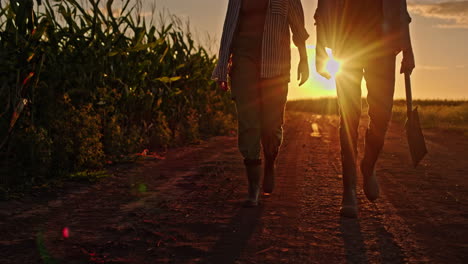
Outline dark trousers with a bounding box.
[336,49,396,174]
[230,38,288,161]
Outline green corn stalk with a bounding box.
[0,0,235,187]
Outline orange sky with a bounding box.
[144,0,468,99]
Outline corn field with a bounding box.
[0,0,236,195]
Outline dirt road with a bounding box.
[1,111,467,263]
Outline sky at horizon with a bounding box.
[26,0,463,100]
[146,0,468,100]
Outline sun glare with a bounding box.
[324,47,342,78]
[288,45,344,100]
[326,57,341,77]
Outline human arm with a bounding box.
[211,0,239,86]
[296,41,309,86]
[288,0,310,85]
[314,1,331,79]
[399,0,415,75]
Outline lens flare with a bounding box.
[326,58,341,77]
[62,227,70,238]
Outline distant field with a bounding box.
[287,99,468,135]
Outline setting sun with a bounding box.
[288,45,342,100]
[325,54,341,77]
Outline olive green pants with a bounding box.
[230,54,288,161]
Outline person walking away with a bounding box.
[212,0,310,207]
[314,0,416,217]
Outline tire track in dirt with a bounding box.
[215,112,424,264]
[233,112,312,263]
[229,113,436,263]
[286,114,412,264]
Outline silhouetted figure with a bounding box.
[315,0,415,218]
[212,0,309,207]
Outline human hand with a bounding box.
[316,45,331,80]
[218,81,228,91]
[298,58,310,86]
[400,49,415,75]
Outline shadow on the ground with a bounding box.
[207,203,264,264]
[374,224,406,263]
[340,215,406,264]
[340,218,370,264]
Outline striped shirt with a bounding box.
[212,0,309,82]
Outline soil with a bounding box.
[1,111,467,264]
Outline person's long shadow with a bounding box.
[340,217,370,264]
[207,203,264,264]
[373,219,407,263]
[340,215,406,263]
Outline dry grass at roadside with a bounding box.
[392,100,468,134]
[287,99,468,135]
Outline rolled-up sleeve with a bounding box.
[211,0,240,82]
[288,0,309,46]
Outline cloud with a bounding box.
[408,1,468,28]
[418,65,449,71]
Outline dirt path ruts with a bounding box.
[228,113,423,264]
[0,111,467,263]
